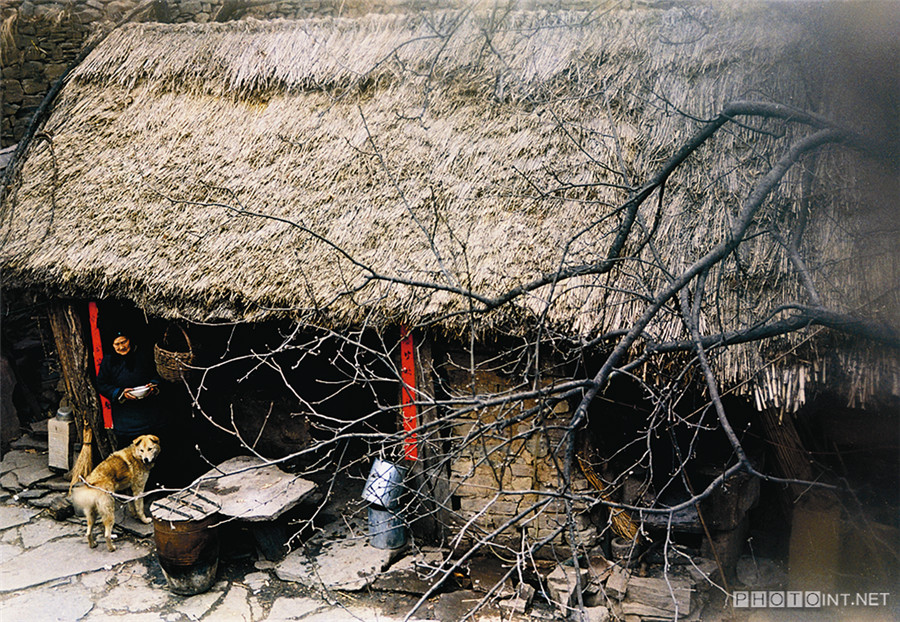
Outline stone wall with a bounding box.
[2,0,97,146]
[443,352,598,553]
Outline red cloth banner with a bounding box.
[400,325,418,461]
[89,302,113,429]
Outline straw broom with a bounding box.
[69,424,93,494]
[576,450,640,542]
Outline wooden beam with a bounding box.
[758,410,845,593]
[788,492,841,592]
[47,301,114,458]
[407,332,450,542]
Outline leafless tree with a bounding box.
[9,4,897,620]
[169,91,895,617]
[170,83,896,622]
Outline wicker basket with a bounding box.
[154,325,194,383]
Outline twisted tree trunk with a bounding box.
[48,301,114,459]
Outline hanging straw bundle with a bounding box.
[576,448,640,542]
[69,425,92,493]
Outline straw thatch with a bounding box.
[2,3,897,411]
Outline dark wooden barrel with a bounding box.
[151,490,221,595]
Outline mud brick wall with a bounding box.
[443,353,598,552]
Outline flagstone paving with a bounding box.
[0,446,511,621]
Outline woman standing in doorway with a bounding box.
[96,331,163,450]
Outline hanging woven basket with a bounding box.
[154,324,194,383]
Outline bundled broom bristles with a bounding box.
[0,13,19,66]
[576,449,639,543]
[68,425,93,494]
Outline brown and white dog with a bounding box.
[70,435,161,551]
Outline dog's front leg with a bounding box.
[132,479,152,524]
[133,496,152,524]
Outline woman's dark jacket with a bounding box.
[96,349,163,436]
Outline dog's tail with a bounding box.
[70,485,112,517]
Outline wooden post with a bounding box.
[403,332,450,542]
[400,326,418,461]
[47,301,114,458]
[758,408,815,507]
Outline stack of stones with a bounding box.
[444,354,598,553]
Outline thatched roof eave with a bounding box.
[2,3,898,410]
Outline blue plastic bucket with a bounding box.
[368,506,407,549]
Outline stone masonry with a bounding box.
[444,353,598,553]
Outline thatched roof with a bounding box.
[2,3,898,409]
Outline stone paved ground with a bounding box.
[0,444,519,621]
[2,442,894,622]
[0,489,517,621]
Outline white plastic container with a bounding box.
[368,505,407,549]
[48,406,75,471]
[362,458,408,509]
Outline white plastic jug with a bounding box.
[362,458,408,509]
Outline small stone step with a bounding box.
[30,419,49,438]
[46,495,74,521]
[10,435,49,452]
